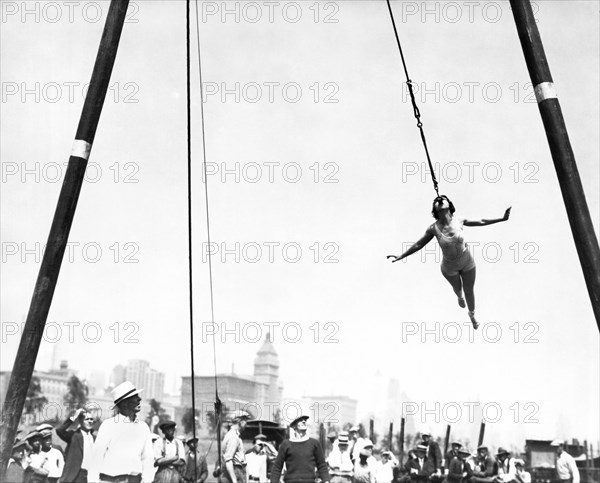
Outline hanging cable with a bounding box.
[385,0,440,196]
[193,0,224,476]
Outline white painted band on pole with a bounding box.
[534,82,557,103]
[71,140,92,160]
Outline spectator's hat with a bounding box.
[338,433,349,444]
[12,439,28,451]
[477,445,488,451]
[35,423,54,432]
[550,440,564,447]
[158,420,177,431]
[254,434,267,443]
[186,437,199,445]
[39,428,53,439]
[359,449,371,457]
[112,380,143,407]
[82,402,99,413]
[514,459,525,467]
[421,429,431,437]
[25,430,41,441]
[496,447,510,456]
[416,444,428,452]
[458,448,471,456]
[362,439,374,448]
[349,425,360,432]
[230,409,252,423]
[289,415,309,428]
[451,441,463,448]
[382,451,393,458]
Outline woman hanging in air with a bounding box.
[387,195,511,329]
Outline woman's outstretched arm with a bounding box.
[463,207,511,227]
[387,230,434,263]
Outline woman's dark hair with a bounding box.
[431,195,455,219]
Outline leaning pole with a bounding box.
[510,1,600,331]
[0,1,130,478]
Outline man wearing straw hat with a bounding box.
[327,431,353,483]
[87,381,155,483]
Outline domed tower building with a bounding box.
[253,333,283,416]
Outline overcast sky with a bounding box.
[1,0,599,450]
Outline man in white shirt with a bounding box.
[40,428,65,483]
[513,459,531,483]
[327,431,354,483]
[222,410,251,483]
[374,451,398,483]
[153,421,186,483]
[551,440,580,483]
[25,431,50,483]
[246,434,277,483]
[87,381,155,483]
[494,448,516,483]
[349,426,366,465]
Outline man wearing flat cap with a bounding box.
[25,431,50,483]
[153,421,185,483]
[222,410,251,483]
[445,443,463,473]
[40,428,64,483]
[88,381,154,483]
[550,441,579,483]
[445,448,472,483]
[6,439,29,483]
[270,415,330,483]
[246,434,277,483]
[183,438,208,483]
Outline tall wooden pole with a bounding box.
[388,421,394,452]
[370,417,375,442]
[399,417,405,463]
[477,421,485,447]
[510,0,600,331]
[0,1,130,478]
[443,425,451,469]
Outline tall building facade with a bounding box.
[118,360,165,401]
[181,335,283,422]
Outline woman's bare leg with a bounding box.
[442,271,464,303]
[461,266,476,312]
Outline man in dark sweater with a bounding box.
[270,415,330,483]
